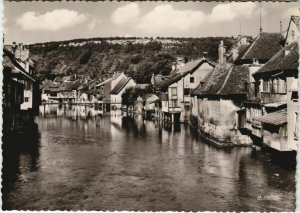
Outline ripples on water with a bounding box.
[2,104,296,211]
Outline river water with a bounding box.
[2,104,296,211]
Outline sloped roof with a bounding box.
[57,82,72,91]
[253,108,287,126]
[110,76,132,94]
[78,80,97,91]
[145,94,160,104]
[220,65,249,95]
[191,68,215,96]
[158,72,184,89]
[96,73,122,87]
[253,42,298,77]
[3,48,37,82]
[193,63,249,96]
[67,80,81,90]
[241,32,283,60]
[42,80,58,91]
[158,57,215,89]
[198,63,232,95]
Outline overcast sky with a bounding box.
[3,1,300,44]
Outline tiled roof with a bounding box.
[110,76,132,94]
[3,48,37,82]
[96,73,122,87]
[158,57,215,89]
[158,73,184,89]
[193,64,249,96]
[78,80,97,91]
[192,69,214,95]
[253,108,287,126]
[253,42,298,77]
[241,32,283,60]
[67,81,81,90]
[220,65,249,95]
[42,80,58,91]
[197,63,232,95]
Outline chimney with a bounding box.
[218,40,226,64]
[203,52,208,58]
[232,48,239,61]
[240,36,247,45]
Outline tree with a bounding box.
[121,86,153,111]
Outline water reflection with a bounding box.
[2,104,296,211]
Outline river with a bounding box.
[2,104,296,211]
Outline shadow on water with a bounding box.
[2,122,41,210]
[121,115,147,138]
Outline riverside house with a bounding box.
[96,72,136,111]
[191,40,253,145]
[3,43,40,133]
[157,57,215,123]
[110,75,136,110]
[240,16,299,143]
[77,80,98,104]
[252,42,298,152]
[41,80,59,103]
[232,32,284,141]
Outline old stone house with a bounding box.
[110,75,136,110]
[157,57,215,123]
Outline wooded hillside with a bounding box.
[29,37,237,83]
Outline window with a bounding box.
[24,97,29,102]
[263,80,270,92]
[292,92,298,101]
[184,88,190,96]
[170,100,177,107]
[190,77,194,83]
[170,88,177,97]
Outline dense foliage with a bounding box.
[29,37,237,83]
[121,85,154,108]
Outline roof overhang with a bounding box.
[253,110,287,126]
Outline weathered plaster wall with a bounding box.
[197,97,252,145]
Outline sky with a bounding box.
[3,1,300,44]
